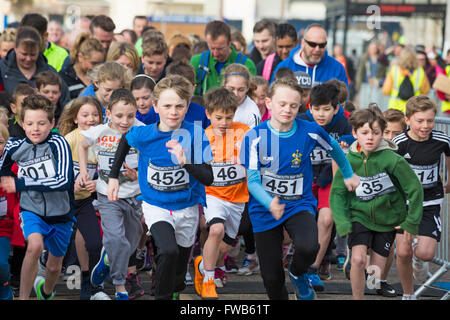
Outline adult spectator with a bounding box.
[90,15,116,52]
[272,23,348,86]
[382,47,430,113]
[59,32,105,99]
[47,20,64,46]
[249,19,277,66]
[133,16,148,39]
[190,20,256,96]
[20,13,69,72]
[355,41,388,109]
[333,44,356,88]
[0,26,70,107]
[256,23,298,81]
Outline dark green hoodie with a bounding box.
[330,139,423,237]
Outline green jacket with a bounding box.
[44,42,69,72]
[330,139,423,237]
[190,47,256,95]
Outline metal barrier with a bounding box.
[414,117,450,300]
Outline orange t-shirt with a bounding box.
[205,122,250,203]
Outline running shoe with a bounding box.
[90,290,111,300]
[91,247,110,287]
[115,292,129,300]
[34,276,54,300]
[306,267,325,292]
[376,281,397,297]
[0,282,13,300]
[194,256,204,296]
[125,273,145,299]
[318,259,331,280]
[237,254,260,276]
[172,292,180,300]
[224,255,238,273]
[289,272,315,300]
[336,254,346,271]
[201,279,218,300]
[214,268,228,288]
[135,246,147,271]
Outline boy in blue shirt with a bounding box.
[107,75,214,300]
[239,78,359,300]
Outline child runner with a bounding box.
[393,95,450,300]
[107,75,214,300]
[79,61,132,121]
[222,63,261,129]
[239,78,359,300]
[375,108,407,298]
[131,74,156,124]
[330,105,423,300]
[0,94,75,300]
[0,123,20,300]
[78,89,143,300]
[297,82,353,289]
[250,76,270,122]
[57,95,107,300]
[193,87,250,299]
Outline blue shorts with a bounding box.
[20,211,75,258]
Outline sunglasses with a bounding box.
[304,39,327,49]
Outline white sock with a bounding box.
[204,270,215,283]
[199,260,205,276]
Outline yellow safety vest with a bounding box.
[441,66,450,113]
[388,66,425,114]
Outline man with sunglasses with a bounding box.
[271,23,348,88]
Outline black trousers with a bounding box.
[254,211,319,300]
[150,221,192,300]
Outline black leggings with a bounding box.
[237,203,256,254]
[254,211,319,300]
[150,221,192,300]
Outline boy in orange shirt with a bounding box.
[194,87,250,299]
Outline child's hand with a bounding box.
[1,176,16,193]
[77,171,91,188]
[122,163,138,181]
[166,140,187,167]
[107,178,119,202]
[344,174,360,192]
[84,179,97,193]
[270,197,285,220]
[395,226,414,245]
[339,141,349,149]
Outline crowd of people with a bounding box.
[0,12,448,301]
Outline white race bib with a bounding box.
[310,147,331,165]
[73,162,97,181]
[147,162,190,191]
[18,155,56,179]
[355,173,396,201]
[262,170,303,201]
[411,163,439,189]
[211,162,246,187]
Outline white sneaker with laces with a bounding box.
[90,291,112,300]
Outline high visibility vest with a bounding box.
[441,66,450,113]
[387,65,425,113]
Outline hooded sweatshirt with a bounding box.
[271,44,348,86]
[330,139,423,237]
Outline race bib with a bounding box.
[73,162,97,181]
[310,147,331,165]
[147,162,190,191]
[410,163,439,189]
[0,196,6,219]
[355,173,396,201]
[18,155,56,179]
[262,170,303,201]
[211,162,246,187]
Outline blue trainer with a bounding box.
[91,247,110,286]
[336,254,346,271]
[289,272,316,300]
[306,269,325,292]
[115,292,129,300]
[0,283,13,300]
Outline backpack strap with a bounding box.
[262,53,276,81]
[195,50,210,96]
[235,52,248,65]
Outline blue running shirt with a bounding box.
[240,118,335,232]
[126,120,213,210]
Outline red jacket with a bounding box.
[0,163,24,247]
